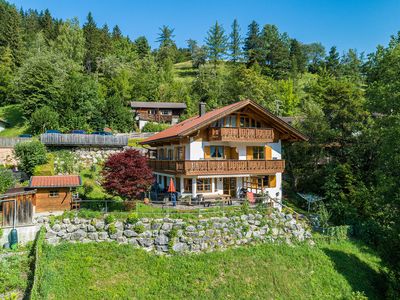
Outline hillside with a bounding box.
[0,104,28,137]
[32,239,385,299]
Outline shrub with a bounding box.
[318,203,331,229]
[107,223,117,235]
[102,149,153,200]
[14,140,47,175]
[105,214,116,225]
[324,225,352,241]
[142,122,170,132]
[133,224,145,234]
[0,227,3,238]
[126,212,139,224]
[0,168,15,193]
[29,106,59,134]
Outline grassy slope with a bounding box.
[35,240,385,300]
[0,104,28,137]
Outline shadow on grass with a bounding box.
[323,249,387,299]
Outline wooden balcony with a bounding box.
[209,127,275,142]
[148,159,285,176]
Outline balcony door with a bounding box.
[223,177,237,197]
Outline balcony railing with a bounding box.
[148,159,285,175]
[209,127,275,142]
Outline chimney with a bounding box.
[199,102,206,117]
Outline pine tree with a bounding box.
[325,46,341,76]
[134,36,150,59]
[243,21,262,66]
[83,12,101,72]
[112,25,122,40]
[260,24,291,79]
[0,0,22,65]
[157,25,176,48]
[289,39,307,76]
[229,19,242,62]
[39,9,54,41]
[0,46,13,105]
[205,21,228,67]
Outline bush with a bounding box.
[107,223,117,235]
[133,224,145,234]
[0,168,15,193]
[324,225,352,241]
[14,140,47,175]
[105,214,116,225]
[29,106,59,134]
[142,122,170,132]
[126,212,139,224]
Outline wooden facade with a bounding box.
[148,159,285,176]
[1,189,36,226]
[34,187,74,212]
[40,133,128,147]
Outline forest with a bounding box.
[0,0,399,297]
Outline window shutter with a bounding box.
[268,175,276,188]
[246,146,253,160]
[265,145,272,160]
[224,147,231,159]
[204,146,210,159]
[230,147,238,159]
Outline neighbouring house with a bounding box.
[0,118,9,132]
[141,99,308,207]
[28,175,82,212]
[131,101,187,130]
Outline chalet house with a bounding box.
[131,101,187,130]
[28,175,82,212]
[141,99,307,207]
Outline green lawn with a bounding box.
[33,240,386,299]
[0,104,29,137]
[0,248,33,298]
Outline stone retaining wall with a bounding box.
[40,211,313,254]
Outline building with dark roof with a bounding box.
[131,101,187,130]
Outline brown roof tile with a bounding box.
[29,175,82,188]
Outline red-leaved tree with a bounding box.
[102,149,154,200]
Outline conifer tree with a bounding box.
[229,19,242,62]
[83,12,101,72]
[134,36,150,59]
[205,21,228,67]
[0,46,13,105]
[243,21,262,66]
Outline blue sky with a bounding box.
[8,0,400,55]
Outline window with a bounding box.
[49,190,59,197]
[161,109,172,115]
[167,149,173,160]
[197,178,211,193]
[184,178,192,193]
[225,115,237,127]
[210,146,224,158]
[159,148,164,160]
[175,146,184,160]
[148,109,156,115]
[211,118,224,128]
[253,146,265,160]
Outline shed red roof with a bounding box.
[29,175,82,188]
[141,99,308,144]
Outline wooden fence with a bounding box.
[40,133,128,147]
[0,137,32,148]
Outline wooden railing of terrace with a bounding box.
[148,159,285,175]
[0,137,32,148]
[40,134,128,147]
[209,127,275,142]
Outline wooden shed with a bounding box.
[29,175,82,212]
[1,188,36,226]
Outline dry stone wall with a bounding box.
[40,211,313,254]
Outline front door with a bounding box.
[223,178,237,197]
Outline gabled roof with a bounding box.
[29,175,82,188]
[131,101,187,109]
[142,99,308,144]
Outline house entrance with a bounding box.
[223,178,237,197]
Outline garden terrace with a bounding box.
[148,159,285,175]
[40,133,128,148]
[209,127,275,142]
